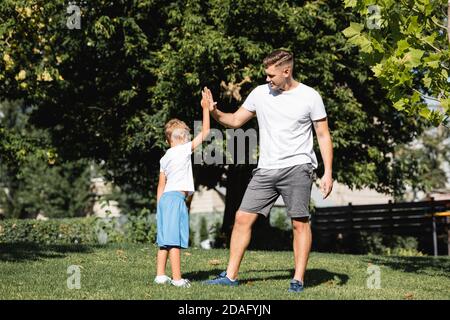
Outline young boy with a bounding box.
[154,87,212,287]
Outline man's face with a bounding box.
[265,64,290,91]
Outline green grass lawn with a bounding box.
[0,243,449,300]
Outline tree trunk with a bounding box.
[448,1,450,45]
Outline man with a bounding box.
[203,49,333,292]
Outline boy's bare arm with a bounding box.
[192,88,211,150]
[156,172,166,203]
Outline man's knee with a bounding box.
[234,210,258,229]
[292,217,310,232]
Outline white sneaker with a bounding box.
[154,275,172,284]
[171,279,191,288]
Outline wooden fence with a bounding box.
[311,198,450,255]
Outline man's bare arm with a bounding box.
[313,117,333,199]
[205,87,255,129]
[211,106,255,129]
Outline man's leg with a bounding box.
[225,210,259,280]
[292,217,312,282]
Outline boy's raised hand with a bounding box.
[201,87,217,111]
[201,87,210,109]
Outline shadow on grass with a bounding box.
[184,268,349,288]
[241,268,349,287]
[362,255,450,277]
[304,269,349,287]
[184,268,224,282]
[0,243,99,262]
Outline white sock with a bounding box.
[227,276,237,282]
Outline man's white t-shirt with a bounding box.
[159,142,195,195]
[242,83,327,169]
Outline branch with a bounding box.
[430,17,447,30]
[413,88,440,102]
[424,39,442,53]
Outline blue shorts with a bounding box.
[156,191,189,249]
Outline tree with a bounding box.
[0,100,93,218]
[394,125,450,200]
[342,0,450,125]
[0,0,433,245]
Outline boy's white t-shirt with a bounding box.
[159,142,195,195]
[243,83,327,169]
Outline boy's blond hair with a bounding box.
[164,118,191,143]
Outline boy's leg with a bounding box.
[169,247,182,281]
[225,210,259,280]
[156,248,169,276]
[292,217,312,282]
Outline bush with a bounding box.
[211,221,227,248]
[271,209,290,231]
[199,217,209,242]
[355,232,424,256]
[0,215,157,245]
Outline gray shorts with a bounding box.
[239,163,315,219]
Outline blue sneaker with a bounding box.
[203,271,239,286]
[288,279,304,292]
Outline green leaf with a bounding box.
[371,38,385,53]
[424,53,441,69]
[396,39,409,54]
[342,22,364,38]
[422,33,436,45]
[423,74,432,88]
[406,16,421,35]
[393,99,406,111]
[419,106,431,119]
[344,0,358,8]
[411,91,421,104]
[425,60,440,69]
[348,34,373,53]
[371,63,383,77]
[439,98,449,112]
[405,48,424,68]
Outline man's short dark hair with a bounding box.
[263,50,294,68]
